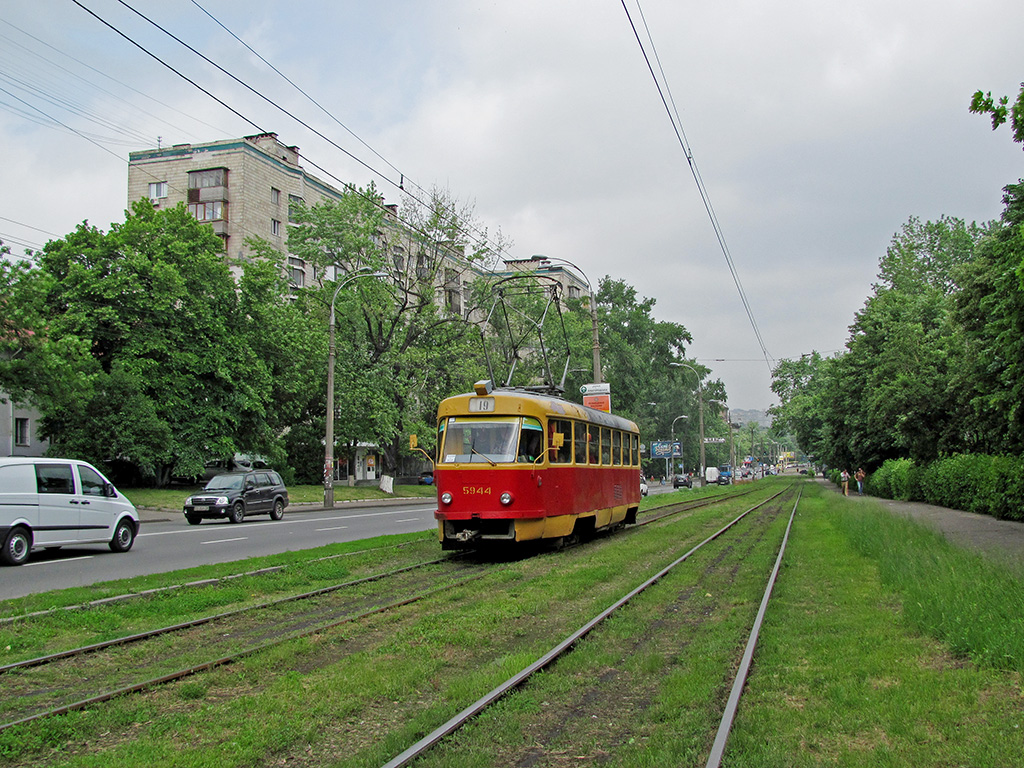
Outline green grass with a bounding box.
[4,480,1024,766]
[726,485,1024,767]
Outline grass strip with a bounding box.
[727,486,1024,767]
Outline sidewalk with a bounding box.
[819,476,1024,566]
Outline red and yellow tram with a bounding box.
[429,381,642,548]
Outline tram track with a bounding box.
[0,482,799,766]
[381,485,799,767]
[0,555,487,732]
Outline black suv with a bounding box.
[184,471,289,525]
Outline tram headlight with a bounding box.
[441,492,453,505]
[500,492,513,506]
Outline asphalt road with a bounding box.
[0,498,438,601]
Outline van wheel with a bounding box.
[185,514,202,526]
[228,502,245,524]
[2,526,31,566]
[109,519,136,552]
[269,499,284,521]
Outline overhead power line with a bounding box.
[620,0,775,375]
[75,0,511,273]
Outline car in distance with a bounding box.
[717,464,733,485]
[672,474,692,489]
[419,470,434,485]
[183,470,289,525]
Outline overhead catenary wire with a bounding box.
[186,0,510,269]
[620,0,775,375]
[0,18,231,142]
[73,0,510,276]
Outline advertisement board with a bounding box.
[581,383,612,413]
[651,440,673,458]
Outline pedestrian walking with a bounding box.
[855,467,866,495]
[841,469,850,496]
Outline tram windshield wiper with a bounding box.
[468,434,497,466]
[470,447,496,466]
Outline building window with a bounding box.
[568,285,581,299]
[188,201,225,221]
[13,418,29,447]
[446,287,461,315]
[188,168,227,188]
[271,187,281,205]
[272,219,281,236]
[288,194,304,223]
[148,181,168,200]
[288,257,305,288]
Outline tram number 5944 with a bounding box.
[463,486,492,495]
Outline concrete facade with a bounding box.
[1,395,48,457]
[128,133,349,288]
[128,133,484,311]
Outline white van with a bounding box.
[0,457,140,566]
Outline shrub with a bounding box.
[864,453,1024,521]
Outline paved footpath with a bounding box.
[817,477,1024,567]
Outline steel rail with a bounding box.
[380,486,794,768]
[0,554,459,675]
[705,486,802,768]
[0,570,488,734]
[0,538,430,624]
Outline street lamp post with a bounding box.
[324,269,386,509]
[669,362,706,487]
[671,414,688,477]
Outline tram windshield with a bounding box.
[440,416,544,464]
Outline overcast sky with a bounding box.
[1,0,1021,410]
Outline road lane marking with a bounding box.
[139,505,436,538]
[316,525,349,532]
[201,537,247,545]
[25,556,94,567]
[396,518,420,523]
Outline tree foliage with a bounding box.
[970,82,1024,147]
[771,205,1021,471]
[0,202,320,484]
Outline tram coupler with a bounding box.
[454,529,481,543]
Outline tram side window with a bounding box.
[631,433,639,466]
[573,421,588,464]
[588,425,600,465]
[549,419,572,464]
[518,417,544,462]
[613,430,622,466]
[601,428,611,465]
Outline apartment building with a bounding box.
[129,133,359,289]
[127,133,478,312]
[1,396,48,457]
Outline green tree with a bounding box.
[2,202,306,484]
[954,182,1024,453]
[773,216,986,471]
[285,186,496,476]
[970,82,1024,146]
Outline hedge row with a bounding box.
[859,454,1024,521]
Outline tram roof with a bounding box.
[439,387,639,433]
